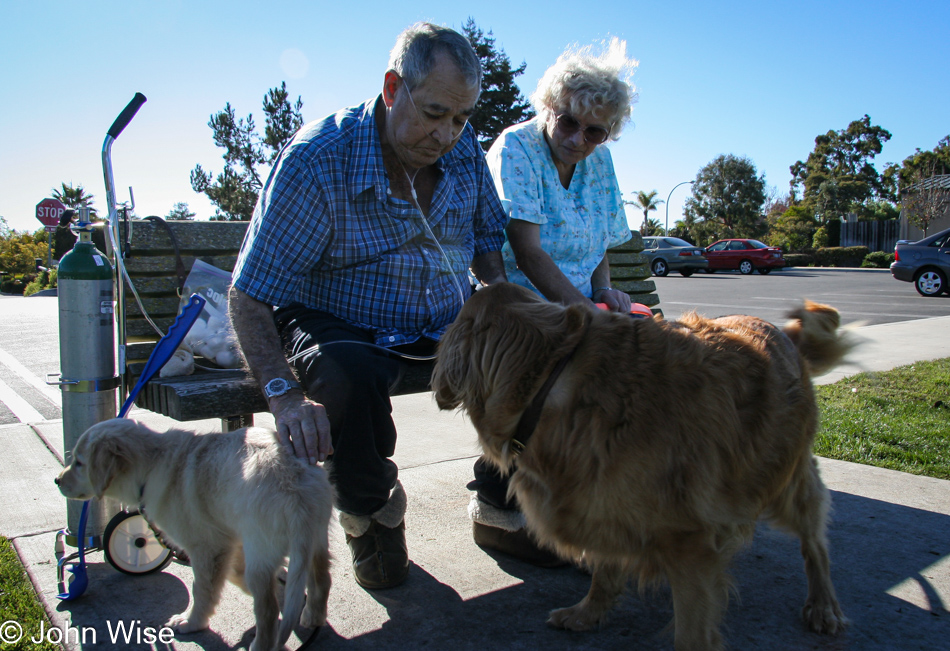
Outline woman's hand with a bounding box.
[593,287,632,313]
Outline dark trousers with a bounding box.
[274,304,436,516]
[467,457,519,511]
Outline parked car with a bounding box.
[641,236,708,277]
[890,226,950,296]
[704,239,785,274]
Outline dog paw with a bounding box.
[803,600,849,635]
[547,604,604,631]
[165,613,209,634]
[300,605,327,629]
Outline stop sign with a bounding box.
[36,198,68,228]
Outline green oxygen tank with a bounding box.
[56,215,120,547]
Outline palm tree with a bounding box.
[625,190,665,234]
[643,217,664,236]
[51,183,98,218]
[672,213,700,243]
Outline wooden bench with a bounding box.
[113,220,656,431]
[113,219,435,431]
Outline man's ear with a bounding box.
[382,71,402,108]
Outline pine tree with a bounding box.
[191,82,303,221]
[166,202,196,220]
[462,18,535,151]
[789,115,892,222]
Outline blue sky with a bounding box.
[2,0,948,234]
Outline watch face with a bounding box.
[265,378,289,397]
[265,378,301,398]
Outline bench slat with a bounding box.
[122,254,240,278]
[134,363,435,421]
[118,220,250,252]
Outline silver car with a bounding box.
[641,236,708,277]
[890,226,950,296]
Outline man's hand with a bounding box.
[230,288,334,464]
[268,392,333,464]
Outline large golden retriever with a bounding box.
[56,419,333,651]
[432,282,850,650]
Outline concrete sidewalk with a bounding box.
[3,316,950,650]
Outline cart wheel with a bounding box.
[103,510,174,575]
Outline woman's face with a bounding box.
[543,108,611,168]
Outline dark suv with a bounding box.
[890,226,950,296]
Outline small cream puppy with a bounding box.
[56,418,333,651]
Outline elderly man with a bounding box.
[229,23,507,590]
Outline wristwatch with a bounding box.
[263,377,303,399]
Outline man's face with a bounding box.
[383,52,479,172]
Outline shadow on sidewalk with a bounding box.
[42,489,950,651]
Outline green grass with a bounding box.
[0,536,58,651]
[815,357,950,479]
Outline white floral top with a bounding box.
[486,118,631,298]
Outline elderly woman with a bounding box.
[467,39,638,566]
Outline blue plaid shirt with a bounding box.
[232,96,507,346]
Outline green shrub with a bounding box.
[23,278,43,296]
[23,270,57,296]
[783,253,815,268]
[813,226,829,249]
[1,277,25,295]
[814,246,870,267]
[861,251,895,268]
[769,206,818,253]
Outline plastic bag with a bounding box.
[159,259,243,377]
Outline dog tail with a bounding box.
[783,300,855,377]
[277,536,312,648]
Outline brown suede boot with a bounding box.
[339,481,409,589]
[469,495,567,568]
[345,520,409,589]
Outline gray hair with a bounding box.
[388,23,482,94]
[532,38,638,140]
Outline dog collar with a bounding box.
[510,344,579,456]
[137,484,184,557]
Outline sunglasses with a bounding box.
[554,114,611,145]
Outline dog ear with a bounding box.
[564,304,592,337]
[785,300,854,376]
[87,428,133,498]
[433,316,474,410]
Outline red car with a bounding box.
[704,239,785,274]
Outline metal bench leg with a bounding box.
[222,414,254,432]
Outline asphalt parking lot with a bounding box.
[2,270,950,426]
[648,267,950,327]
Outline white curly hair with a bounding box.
[531,38,638,140]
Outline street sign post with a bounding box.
[36,198,68,268]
